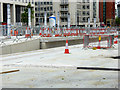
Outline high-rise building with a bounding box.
[99,0,115,26]
[0,0,35,26]
[35,0,100,27]
[117,2,120,18]
[35,0,53,26]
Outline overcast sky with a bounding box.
[116,0,120,2]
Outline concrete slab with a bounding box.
[0,41,119,88]
[1,67,118,88]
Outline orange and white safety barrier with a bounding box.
[25,27,31,38]
[114,35,118,44]
[39,28,42,36]
[46,28,52,37]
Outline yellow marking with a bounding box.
[99,36,101,41]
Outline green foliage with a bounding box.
[21,2,34,25]
[115,17,120,26]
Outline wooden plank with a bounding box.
[0,69,19,74]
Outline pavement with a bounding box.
[0,41,119,88]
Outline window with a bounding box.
[40,18,43,23]
[47,7,49,11]
[35,8,37,11]
[65,18,67,22]
[61,18,64,22]
[83,17,85,22]
[38,13,40,17]
[44,2,46,5]
[87,5,89,9]
[38,7,40,11]
[50,2,52,5]
[41,13,44,17]
[44,7,46,11]
[83,11,85,15]
[36,18,38,22]
[50,7,52,11]
[47,2,49,5]
[87,17,89,22]
[35,13,37,17]
[35,2,37,5]
[47,18,49,22]
[61,18,67,22]
[83,5,85,9]
[47,13,49,17]
[87,11,89,15]
[41,7,43,11]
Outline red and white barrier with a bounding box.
[39,28,42,36]
[25,27,31,38]
[114,35,118,44]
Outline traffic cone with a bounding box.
[39,28,42,36]
[64,40,69,54]
[114,35,118,44]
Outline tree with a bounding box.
[115,17,120,26]
[21,2,34,25]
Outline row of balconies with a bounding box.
[60,8,68,11]
[61,14,68,17]
[60,2,69,5]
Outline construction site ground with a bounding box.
[0,40,119,88]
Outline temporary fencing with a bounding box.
[0,25,119,38]
[83,35,114,49]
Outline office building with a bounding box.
[35,0,100,27]
[0,0,35,26]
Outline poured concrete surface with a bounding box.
[1,67,118,88]
[0,41,119,88]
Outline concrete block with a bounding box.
[11,42,28,54]
[26,39,40,51]
[0,45,11,55]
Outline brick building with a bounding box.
[99,0,115,26]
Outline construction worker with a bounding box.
[14,30,17,36]
[10,29,12,36]
[17,30,18,36]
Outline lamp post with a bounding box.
[75,12,79,27]
[57,12,60,28]
[67,12,70,29]
[7,3,11,37]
